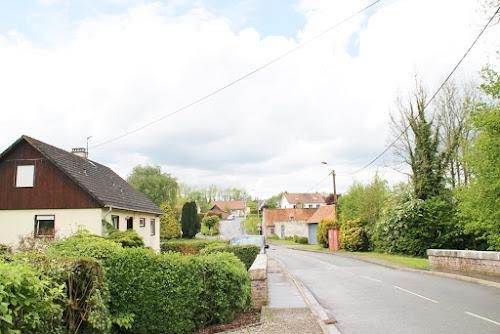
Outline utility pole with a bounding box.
[331,169,338,220]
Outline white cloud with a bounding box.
[0,0,498,199]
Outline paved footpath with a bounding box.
[229,256,328,334]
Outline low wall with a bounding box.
[249,254,267,310]
[428,249,500,276]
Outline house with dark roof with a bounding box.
[262,208,317,241]
[279,192,325,209]
[0,135,164,250]
[210,201,247,219]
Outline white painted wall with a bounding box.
[0,208,160,251]
[274,221,309,240]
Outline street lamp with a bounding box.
[321,162,338,220]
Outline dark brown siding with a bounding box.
[0,140,100,209]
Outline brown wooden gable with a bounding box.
[0,139,101,210]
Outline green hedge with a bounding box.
[48,235,123,260]
[104,248,250,333]
[160,239,229,255]
[200,245,260,270]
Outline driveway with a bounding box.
[219,217,246,239]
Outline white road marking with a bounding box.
[393,286,439,303]
[465,312,500,326]
[361,275,383,283]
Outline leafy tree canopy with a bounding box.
[127,165,178,207]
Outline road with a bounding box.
[218,217,246,239]
[269,245,500,334]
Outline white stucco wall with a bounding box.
[275,221,309,240]
[0,208,102,247]
[102,208,160,251]
[0,208,160,251]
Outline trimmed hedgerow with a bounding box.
[48,235,123,261]
[200,244,260,270]
[104,248,251,333]
[160,239,229,255]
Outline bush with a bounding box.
[48,235,123,261]
[103,221,145,248]
[160,239,229,255]
[316,219,339,248]
[181,202,200,238]
[201,216,220,236]
[297,236,309,244]
[339,218,368,251]
[160,203,181,239]
[0,260,65,333]
[104,248,251,333]
[200,244,260,270]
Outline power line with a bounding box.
[91,0,382,149]
[350,5,500,176]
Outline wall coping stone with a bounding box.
[428,249,500,261]
[249,254,267,280]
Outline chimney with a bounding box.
[71,147,87,158]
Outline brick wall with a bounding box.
[428,249,500,276]
[249,254,267,310]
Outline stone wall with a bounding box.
[274,221,309,240]
[428,249,500,276]
[249,254,267,310]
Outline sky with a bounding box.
[0,0,499,199]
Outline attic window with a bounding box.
[289,214,295,222]
[16,165,35,187]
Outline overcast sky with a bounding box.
[1,0,499,199]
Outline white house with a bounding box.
[0,135,164,250]
[279,192,326,209]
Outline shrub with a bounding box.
[0,260,65,333]
[316,219,339,248]
[48,234,123,261]
[200,244,260,270]
[104,248,251,333]
[339,218,368,251]
[181,202,200,238]
[201,216,220,236]
[297,236,309,244]
[103,221,145,248]
[160,239,229,255]
[160,202,181,239]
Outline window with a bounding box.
[35,215,55,238]
[126,217,133,230]
[16,165,35,187]
[289,214,295,222]
[111,215,119,229]
[140,218,146,227]
[150,219,155,236]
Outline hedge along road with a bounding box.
[269,244,500,334]
[219,217,246,239]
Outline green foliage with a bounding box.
[283,235,308,244]
[339,218,368,251]
[316,219,339,248]
[127,165,178,207]
[181,202,200,238]
[104,248,251,333]
[247,201,257,214]
[159,203,181,239]
[457,66,500,250]
[200,244,260,270]
[0,260,65,334]
[48,234,123,261]
[177,184,250,211]
[371,195,460,256]
[104,223,145,248]
[201,215,220,236]
[243,215,259,235]
[160,239,229,255]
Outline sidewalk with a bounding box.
[229,256,331,334]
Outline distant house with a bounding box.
[262,208,317,241]
[0,135,164,250]
[210,201,247,219]
[306,205,337,245]
[280,192,326,209]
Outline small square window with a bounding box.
[16,165,35,187]
[140,218,146,227]
[35,215,55,238]
[150,219,155,236]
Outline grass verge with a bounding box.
[347,252,429,269]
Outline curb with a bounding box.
[270,255,342,334]
[268,242,500,290]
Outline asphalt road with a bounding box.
[218,217,246,239]
[269,245,500,334]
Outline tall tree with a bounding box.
[457,66,500,250]
[390,78,447,199]
[180,201,199,239]
[159,202,180,239]
[127,165,178,207]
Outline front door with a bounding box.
[126,217,133,230]
[281,225,285,239]
[309,223,318,245]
